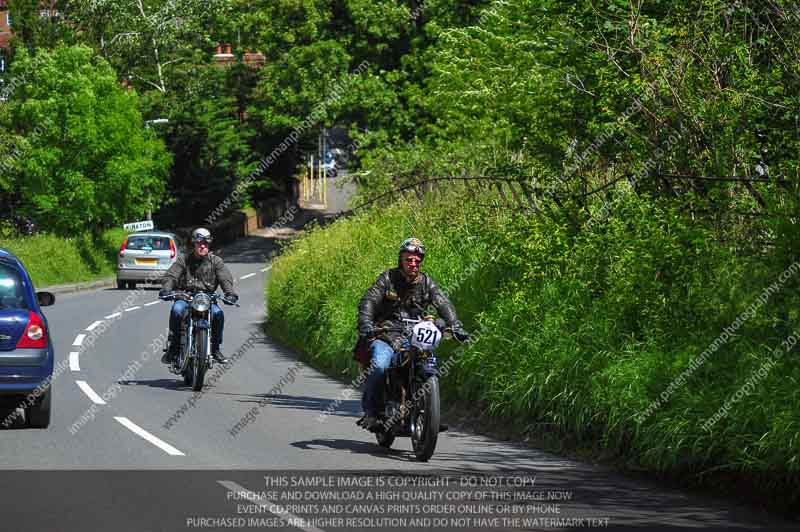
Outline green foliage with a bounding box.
[141,64,258,226]
[0,45,171,235]
[1,228,127,286]
[63,0,233,94]
[268,189,799,501]
[7,0,75,51]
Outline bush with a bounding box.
[267,188,799,504]
[1,228,127,287]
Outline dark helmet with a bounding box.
[398,237,425,260]
[191,227,213,243]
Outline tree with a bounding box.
[7,0,75,51]
[141,63,258,226]
[64,0,233,94]
[0,45,171,234]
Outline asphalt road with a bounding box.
[1,228,797,532]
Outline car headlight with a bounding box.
[192,293,212,312]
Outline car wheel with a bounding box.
[117,279,125,290]
[27,389,51,429]
[127,281,136,290]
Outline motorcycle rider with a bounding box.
[357,237,469,431]
[159,228,238,365]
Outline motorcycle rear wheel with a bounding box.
[411,376,440,462]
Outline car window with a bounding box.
[0,263,28,310]
[126,236,171,250]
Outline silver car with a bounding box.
[116,232,184,289]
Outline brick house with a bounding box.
[0,0,11,52]
[0,1,59,52]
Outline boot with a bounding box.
[211,344,228,364]
[161,333,179,364]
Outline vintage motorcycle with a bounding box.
[358,316,461,461]
[158,290,238,391]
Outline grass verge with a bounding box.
[1,228,127,287]
[266,186,800,515]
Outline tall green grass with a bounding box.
[1,228,127,287]
[267,187,799,505]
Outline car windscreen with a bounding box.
[126,235,172,251]
[0,263,29,310]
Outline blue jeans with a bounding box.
[169,300,224,350]
[362,340,396,417]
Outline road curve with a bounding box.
[1,226,796,532]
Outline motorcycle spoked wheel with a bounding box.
[410,376,440,462]
[375,379,396,448]
[182,360,193,386]
[174,331,192,385]
[191,328,209,392]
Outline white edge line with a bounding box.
[85,320,103,332]
[72,334,86,347]
[144,301,160,307]
[104,312,122,319]
[239,273,257,280]
[69,352,80,372]
[124,306,142,312]
[114,417,185,456]
[260,265,272,272]
[76,380,105,405]
[218,481,325,532]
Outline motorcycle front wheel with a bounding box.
[191,328,208,392]
[182,360,193,386]
[411,376,440,461]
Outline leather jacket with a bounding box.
[357,268,462,346]
[161,252,236,297]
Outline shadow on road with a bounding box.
[217,208,332,265]
[219,392,362,419]
[118,378,197,392]
[287,436,796,530]
[291,437,410,460]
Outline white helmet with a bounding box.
[191,227,212,243]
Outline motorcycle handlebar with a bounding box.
[158,291,240,307]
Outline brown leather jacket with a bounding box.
[357,268,462,345]
[161,252,236,296]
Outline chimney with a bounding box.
[244,51,266,68]
[213,43,234,66]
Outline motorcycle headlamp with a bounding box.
[192,293,212,313]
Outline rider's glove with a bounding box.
[359,325,376,341]
[452,327,470,343]
[227,294,239,304]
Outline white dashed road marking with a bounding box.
[76,380,106,405]
[114,417,185,456]
[144,301,160,307]
[69,352,80,372]
[124,306,141,312]
[260,265,272,272]
[104,312,122,319]
[72,334,86,347]
[218,481,326,532]
[239,273,257,280]
[86,320,103,332]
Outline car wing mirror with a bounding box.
[37,291,55,306]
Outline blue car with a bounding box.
[0,248,55,428]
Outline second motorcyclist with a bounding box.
[159,228,238,364]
